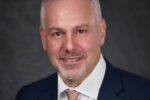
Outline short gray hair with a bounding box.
[40,0,102,27]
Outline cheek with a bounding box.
[46,40,61,58]
[45,40,62,68]
[80,36,101,55]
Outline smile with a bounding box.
[60,58,82,62]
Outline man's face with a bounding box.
[40,0,106,84]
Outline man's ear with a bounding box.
[99,18,106,46]
[39,26,47,51]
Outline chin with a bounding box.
[59,66,86,81]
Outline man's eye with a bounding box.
[77,29,87,34]
[51,32,62,37]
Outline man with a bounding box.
[16,0,150,100]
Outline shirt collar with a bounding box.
[58,54,106,99]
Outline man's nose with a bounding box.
[64,35,75,52]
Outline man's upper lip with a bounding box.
[59,56,84,59]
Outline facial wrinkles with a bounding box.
[59,50,86,62]
[42,0,101,29]
[46,0,95,27]
[42,0,102,84]
[45,2,95,58]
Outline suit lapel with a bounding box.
[98,60,124,100]
[38,73,58,100]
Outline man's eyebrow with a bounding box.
[47,24,89,33]
[48,27,64,33]
[74,24,89,29]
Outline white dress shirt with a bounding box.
[58,54,106,100]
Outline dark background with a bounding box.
[0,0,150,100]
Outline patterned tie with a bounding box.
[65,89,80,100]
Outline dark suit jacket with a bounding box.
[16,61,150,100]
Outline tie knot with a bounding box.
[65,89,80,100]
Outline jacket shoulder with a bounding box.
[15,73,57,100]
[114,66,150,99]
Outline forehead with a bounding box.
[44,0,93,13]
[43,0,96,29]
[44,0,91,5]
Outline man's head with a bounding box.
[40,0,106,87]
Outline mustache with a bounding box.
[59,50,86,58]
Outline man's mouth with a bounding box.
[60,57,82,62]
